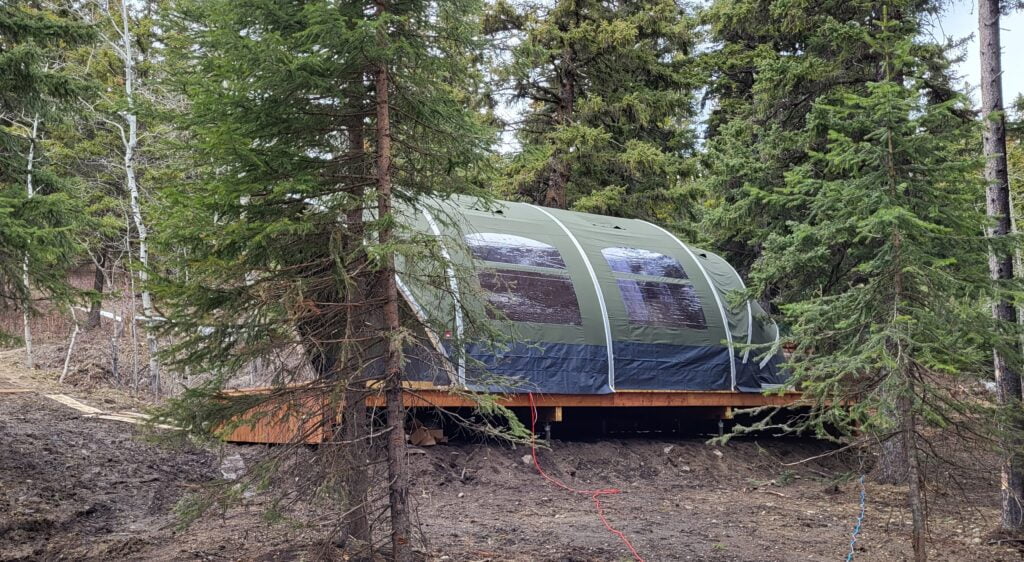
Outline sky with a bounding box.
[932,0,1023,105]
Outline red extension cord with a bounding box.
[527,393,645,562]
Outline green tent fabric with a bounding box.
[396,196,785,394]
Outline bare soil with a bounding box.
[0,350,1015,561]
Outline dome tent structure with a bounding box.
[395,196,785,395]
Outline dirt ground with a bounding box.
[0,349,1017,562]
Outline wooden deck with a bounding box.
[377,388,801,408]
[221,385,802,444]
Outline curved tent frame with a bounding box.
[398,196,785,395]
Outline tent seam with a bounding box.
[641,221,737,391]
[527,204,616,392]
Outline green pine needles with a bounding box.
[491,0,699,229]
[148,1,525,553]
[732,13,1022,557]
[0,2,93,340]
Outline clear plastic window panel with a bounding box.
[465,233,567,269]
[478,270,582,325]
[616,279,707,329]
[601,247,688,279]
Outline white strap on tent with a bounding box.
[718,261,755,364]
[759,323,781,369]
[421,208,466,387]
[527,204,616,392]
[642,221,737,390]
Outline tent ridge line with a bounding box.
[526,204,616,392]
[640,220,737,391]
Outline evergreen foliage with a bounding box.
[699,0,963,280]
[153,0,494,384]
[736,14,1021,555]
[1009,97,1024,221]
[149,0,503,551]
[0,2,93,337]
[491,0,699,229]
[2,1,1022,557]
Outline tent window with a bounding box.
[616,280,707,329]
[601,247,688,279]
[478,269,582,325]
[465,233,567,269]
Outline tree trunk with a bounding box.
[375,57,413,562]
[542,42,576,209]
[874,381,908,485]
[341,388,371,549]
[113,0,160,397]
[980,0,1024,533]
[341,83,371,552]
[21,114,39,369]
[873,430,908,484]
[900,388,927,561]
[86,250,108,329]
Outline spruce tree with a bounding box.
[0,3,93,342]
[152,0,493,555]
[699,0,960,278]
[744,15,1017,561]
[491,0,699,228]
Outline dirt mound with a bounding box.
[401,435,1007,561]
[0,358,1014,561]
[0,394,216,561]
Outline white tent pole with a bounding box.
[718,260,755,364]
[759,325,781,369]
[642,221,737,390]
[528,205,616,392]
[720,259,782,369]
[421,208,466,387]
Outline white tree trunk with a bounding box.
[60,308,80,384]
[22,115,40,369]
[115,0,160,397]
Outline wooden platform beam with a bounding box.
[220,386,802,444]
[363,389,802,409]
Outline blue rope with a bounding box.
[846,475,867,562]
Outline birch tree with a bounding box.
[21,115,39,368]
[97,0,161,395]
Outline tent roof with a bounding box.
[397,196,784,394]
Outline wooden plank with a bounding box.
[222,386,803,444]
[220,394,329,445]
[226,385,802,409]
[44,394,105,414]
[83,413,177,430]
